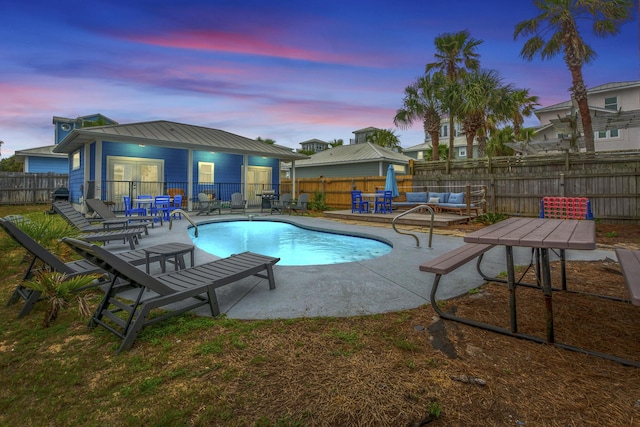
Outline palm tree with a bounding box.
[426,30,483,160]
[486,126,516,157]
[329,139,343,147]
[394,72,446,160]
[514,0,633,152]
[509,88,540,141]
[425,144,449,161]
[365,129,402,152]
[457,69,506,158]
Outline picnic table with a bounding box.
[465,217,596,343]
[421,216,640,366]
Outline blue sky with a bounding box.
[0,0,637,157]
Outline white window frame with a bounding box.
[604,96,618,111]
[198,161,215,184]
[72,151,80,170]
[595,129,621,140]
[458,147,467,158]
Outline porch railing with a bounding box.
[97,181,290,213]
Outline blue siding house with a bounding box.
[15,114,118,173]
[53,120,307,211]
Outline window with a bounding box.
[198,162,214,183]
[72,151,80,170]
[604,97,618,111]
[458,147,466,158]
[440,124,448,138]
[595,129,620,140]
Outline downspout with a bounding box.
[291,159,296,197]
[243,154,249,199]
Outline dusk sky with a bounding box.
[1,0,638,158]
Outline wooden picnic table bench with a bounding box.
[419,243,495,324]
[615,248,640,306]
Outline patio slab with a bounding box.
[110,212,615,320]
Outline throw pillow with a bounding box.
[428,197,440,204]
[448,192,465,204]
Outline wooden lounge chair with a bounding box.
[0,217,155,317]
[270,193,291,214]
[86,198,154,232]
[196,192,221,215]
[289,193,309,215]
[53,201,145,250]
[230,192,246,213]
[62,237,280,353]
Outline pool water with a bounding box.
[189,220,392,266]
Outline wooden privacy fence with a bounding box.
[285,150,640,224]
[282,175,415,209]
[0,173,69,205]
[413,150,640,224]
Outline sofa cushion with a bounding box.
[405,192,428,203]
[448,192,465,204]
[428,192,450,203]
[428,197,440,204]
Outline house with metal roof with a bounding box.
[286,142,412,178]
[53,120,307,210]
[15,114,118,173]
[510,81,640,154]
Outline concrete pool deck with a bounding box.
[109,213,615,320]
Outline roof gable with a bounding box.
[295,142,410,167]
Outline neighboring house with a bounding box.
[407,120,474,160]
[511,81,640,154]
[350,127,380,144]
[299,138,329,153]
[14,145,68,173]
[287,142,412,178]
[15,114,118,173]
[52,120,307,209]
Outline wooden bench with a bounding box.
[615,248,640,305]
[420,243,495,321]
[420,243,494,276]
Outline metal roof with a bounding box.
[294,142,411,167]
[15,145,66,161]
[536,80,640,113]
[53,120,308,161]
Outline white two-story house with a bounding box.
[517,81,640,154]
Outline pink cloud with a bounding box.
[124,29,390,67]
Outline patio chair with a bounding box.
[62,237,280,353]
[167,188,187,208]
[150,196,171,222]
[289,193,309,215]
[271,193,291,215]
[86,198,154,232]
[123,196,149,219]
[374,190,393,214]
[52,201,145,250]
[351,191,369,214]
[196,192,221,215]
[0,217,153,318]
[169,195,183,219]
[230,192,246,214]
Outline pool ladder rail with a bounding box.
[391,204,435,248]
[168,209,199,237]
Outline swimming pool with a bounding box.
[189,219,392,266]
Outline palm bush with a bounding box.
[26,271,98,327]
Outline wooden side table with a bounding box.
[144,243,195,274]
